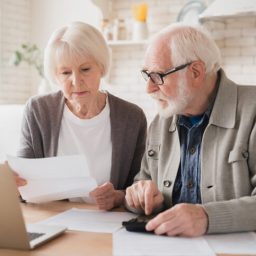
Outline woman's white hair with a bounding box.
[44,21,111,85]
[150,23,221,74]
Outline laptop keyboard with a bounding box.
[27,232,45,241]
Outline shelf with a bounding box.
[107,40,148,46]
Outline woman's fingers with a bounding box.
[13,172,27,187]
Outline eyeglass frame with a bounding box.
[141,62,192,85]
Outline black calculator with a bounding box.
[122,215,155,233]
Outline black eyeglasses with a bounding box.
[141,62,192,85]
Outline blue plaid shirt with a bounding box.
[172,109,212,205]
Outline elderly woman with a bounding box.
[15,21,147,210]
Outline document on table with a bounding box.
[205,232,256,254]
[7,155,97,203]
[39,208,137,233]
[113,229,256,256]
[113,229,215,256]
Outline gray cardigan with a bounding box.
[135,69,256,234]
[18,91,147,190]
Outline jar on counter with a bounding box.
[118,19,127,40]
[132,21,148,41]
[101,19,113,41]
[113,19,127,41]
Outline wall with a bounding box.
[204,17,256,85]
[0,0,103,104]
[104,0,188,122]
[30,0,104,93]
[0,0,31,104]
[31,0,102,49]
[0,1,256,123]
[102,0,256,123]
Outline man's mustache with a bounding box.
[149,92,170,102]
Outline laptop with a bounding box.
[0,164,67,250]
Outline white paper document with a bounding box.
[113,229,215,256]
[40,208,137,233]
[205,232,256,254]
[7,155,97,203]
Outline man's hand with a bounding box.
[146,203,208,237]
[125,180,164,215]
[89,182,124,210]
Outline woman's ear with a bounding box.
[98,63,105,77]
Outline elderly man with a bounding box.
[125,23,256,237]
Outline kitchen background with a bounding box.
[0,0,256,122]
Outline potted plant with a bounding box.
[11,43,44,77]
[10,43,51,94]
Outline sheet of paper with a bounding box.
[205,232,256,254]
[39,208,137,233]
[7,155,97,203]
[113,229,215,256]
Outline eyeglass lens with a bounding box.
[149,73,162,84]
[141,71,162,84]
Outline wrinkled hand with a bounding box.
[125,180,164,215]
[89,182,124,210]
[146,203,208,237]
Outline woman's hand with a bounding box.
[89,182,125,210]
[13,171,27,187]
[5,161,27,187]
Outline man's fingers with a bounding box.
[144,182,163,215]
[125,187,134,207]
[144,184,154,215]
[165,225,185,236]
[125,185,145,211]
[125,181,163,214]
[152,213,179,235]
[146,209,175,231]
[146,204,208,237]
[130,186,144,209]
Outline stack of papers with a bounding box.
[7,155,97,203]
[206,232,256,254]
[113,229,256,256]
[40,208,137,233]
[37,207,256,255]
[113,229,215,256]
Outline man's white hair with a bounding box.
[149,23,221,74]
[44,21,111,86]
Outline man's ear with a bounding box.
[190,61,205,82]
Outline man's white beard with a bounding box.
[150,74,193,118]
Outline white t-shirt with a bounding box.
[57,96,112,202]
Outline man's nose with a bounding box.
[146,79,159,94]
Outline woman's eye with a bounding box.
[81,68,90,72]
[61,71,71,75]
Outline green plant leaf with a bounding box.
[11,43,44,78]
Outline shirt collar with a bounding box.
[209,69,237,128]
[177,72,221,128]
[169,68,236,131]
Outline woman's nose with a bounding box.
[71,72,82,87]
